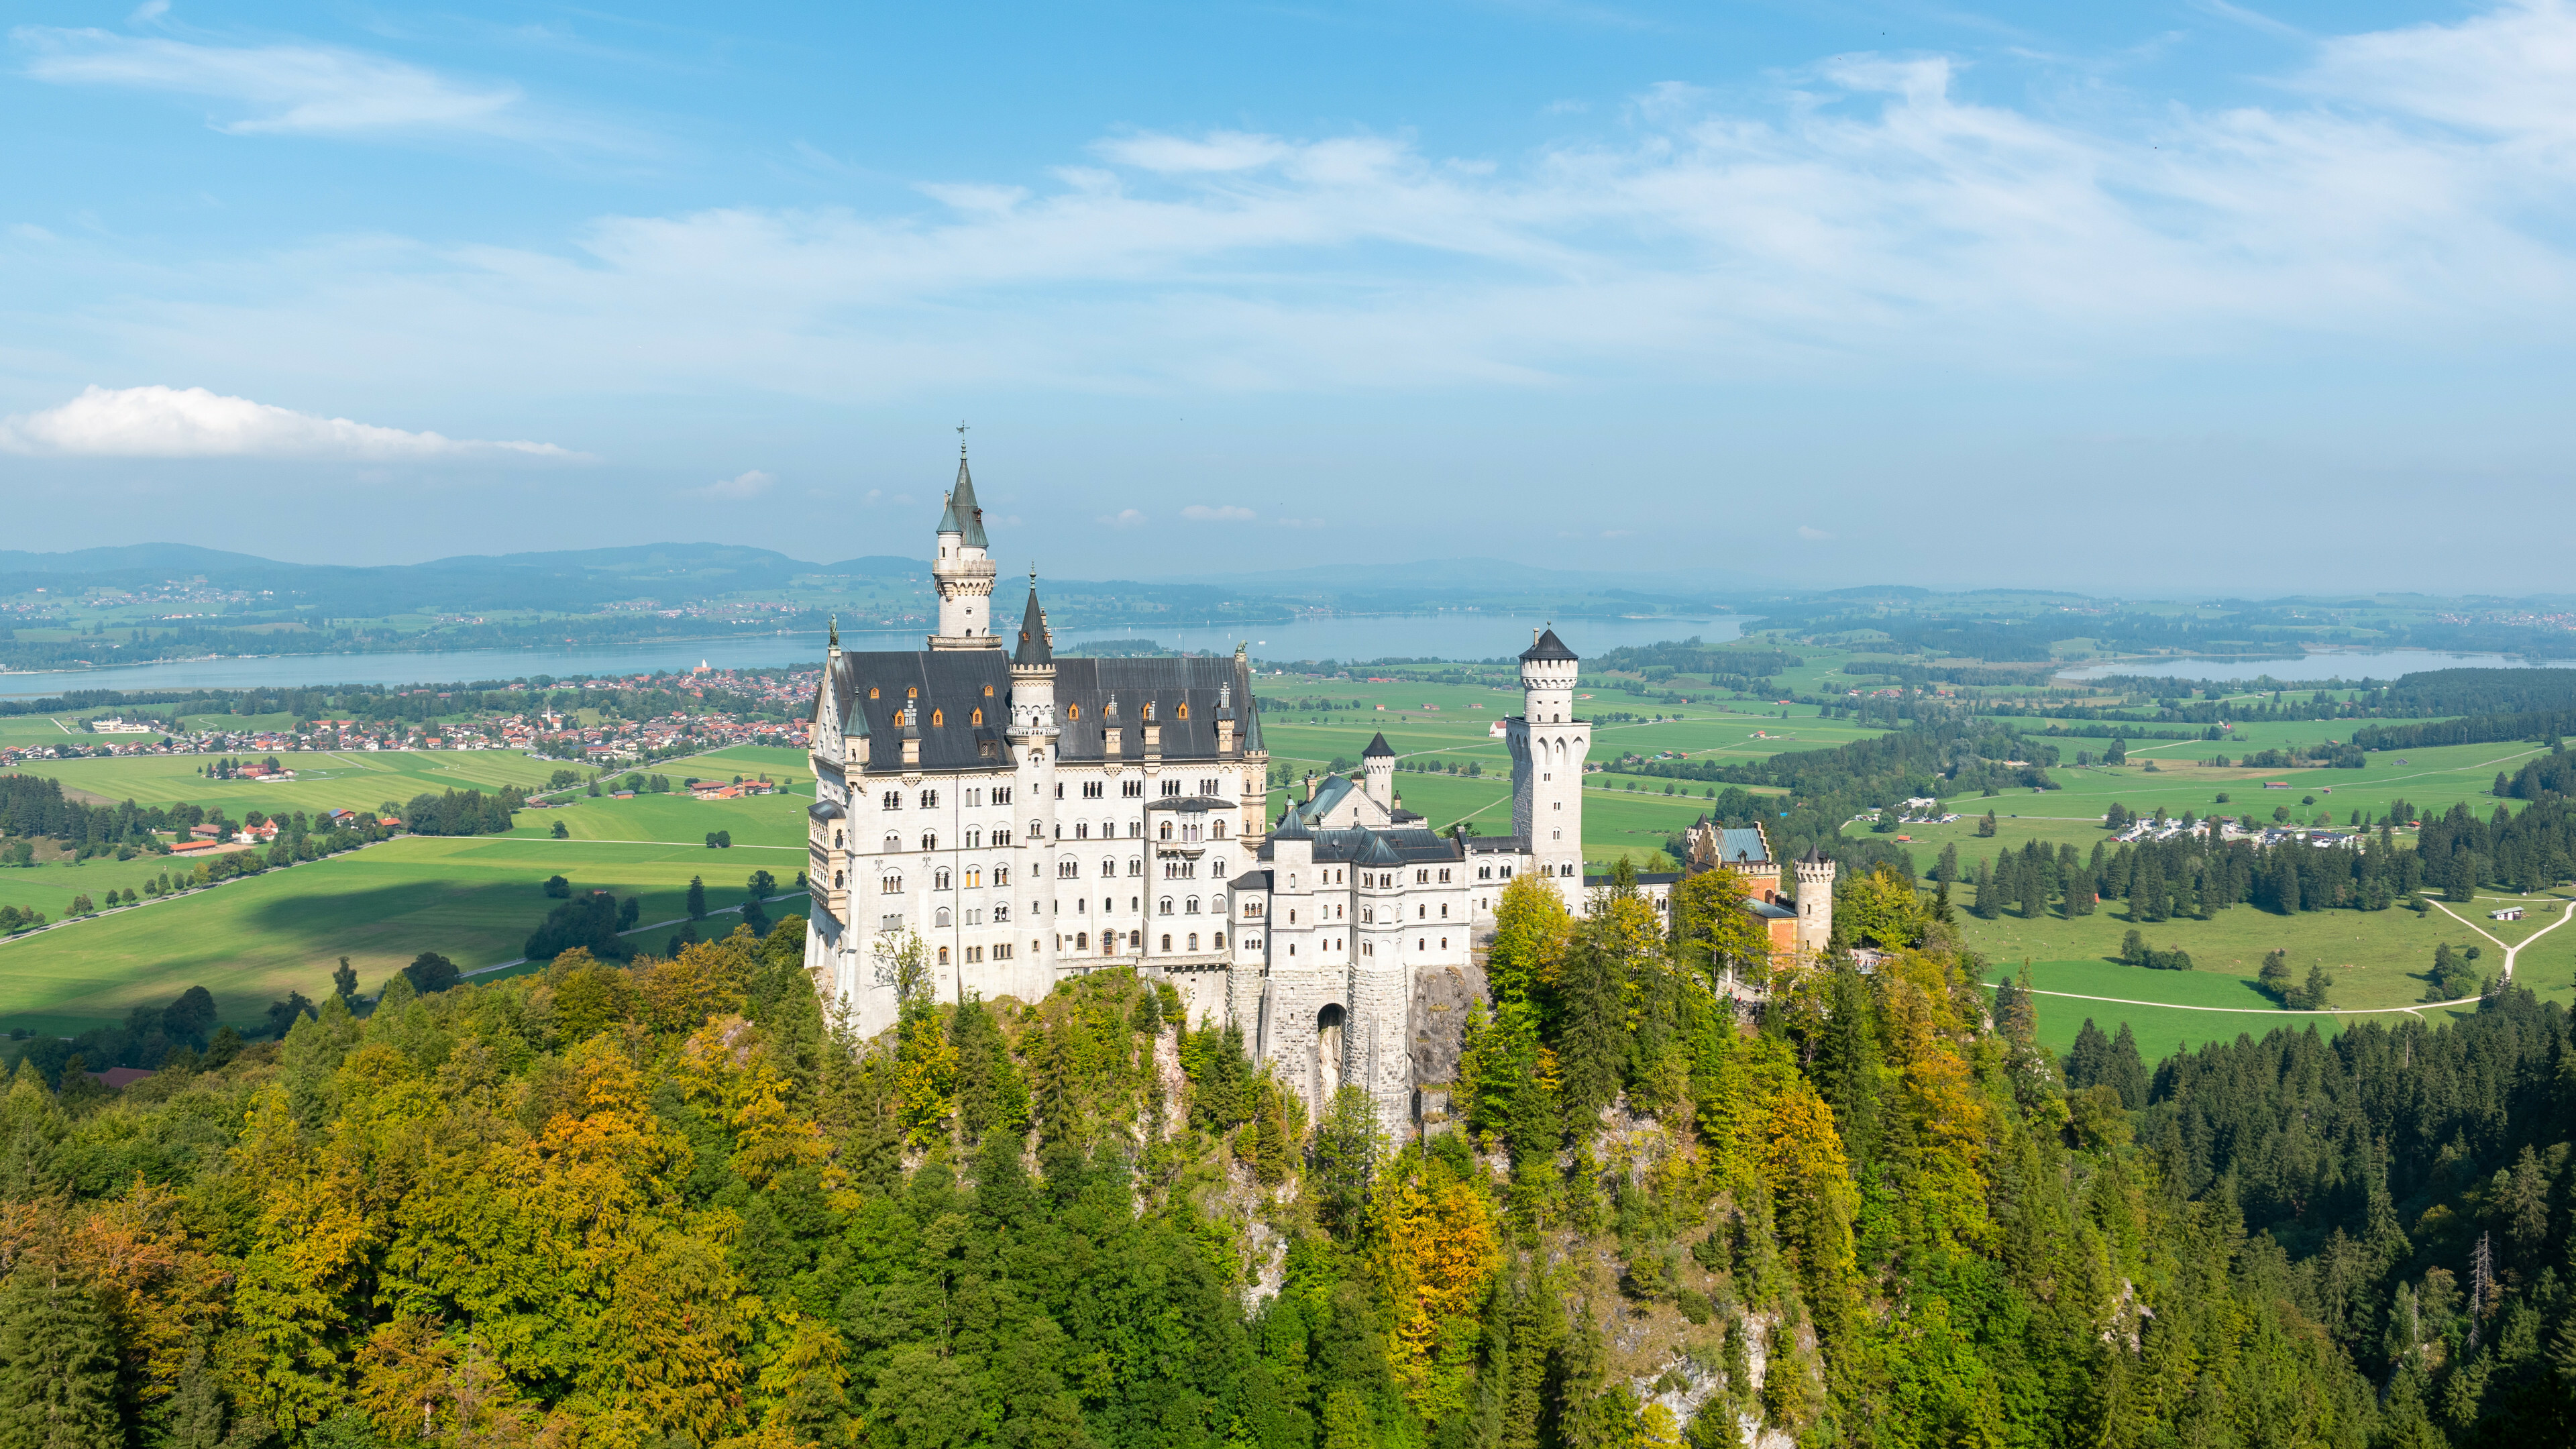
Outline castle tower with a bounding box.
[1008,580,1060,985]
[1507,625,1589,901]
[929,439,1000,650]
[1361,731,1395,812]
[1793,846,1837,957]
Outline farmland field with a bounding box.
[7,747,570,817]
[0,832,813,1035]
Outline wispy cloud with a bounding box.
[11,26,619,147]
[698,469,773,499]
[1098,508,1147,528]
[0,384,582,460]
[1180,503,1256,522]
[27,3,2576,405]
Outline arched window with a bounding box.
[934,907,951,927]
[1029,818,1042,839]
[1075,932,1087,950]
[921,831,938,851]
[833,870,844,888]
[994,828,1012,848]
[1099,858,1115,877]
[833,828,843,848]
[1187,932,1199,951]
[869,687,879,700]
[994,903,1010,920]
[933,868,951,890]
[1159,896,1174,916]
[1214,931,1225,950]
[1177,702,1189,719]
[881,874,901,894]
[964,828,980,849]
[931,709,943,728]
[1128,857,1142,876]
[994,865,1010,886]
[907,686,918,698]
[1158,820,1173,841]
[983,684,994,697]
[964,867,981,888]
[1161,933,1173,951]
[971,708,983,725]
[1185,896,1201,914]
[919,789,938,808]
[1212,820,1226,839]
[938,946,949,965]
[1067,704,1080,720]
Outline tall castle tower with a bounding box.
[930,437,1000,650]
[1507,625,1589,900]
[1361,731,1395,812]
[1793,846,1837,957]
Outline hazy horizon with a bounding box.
[7,1,2575,591]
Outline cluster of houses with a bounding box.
[2109,814,2368,851]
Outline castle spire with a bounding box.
[1014,578,1053,667]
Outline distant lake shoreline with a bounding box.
[2059,649,2576,684]
[0,612,1742,697]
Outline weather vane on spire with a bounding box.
[957,419,969,457]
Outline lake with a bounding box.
[2060,650,2576,684]
[0,612,1739,697]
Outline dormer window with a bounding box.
[908,686,918,698]
[869,687,879,700]
[971,708,983,725]
[1067,704,1080,720]
[1177,702,1189,720]
[983,684,995,697]
[931,709,944,727]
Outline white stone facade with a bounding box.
[806,449,1833,1140]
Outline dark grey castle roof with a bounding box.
[1013,587,1052,667]
[936,454,990,548]
[1258,825,1460,866]
[820,643,1260,775]
[1520,627,1578,663]
[1362,731,1395,759]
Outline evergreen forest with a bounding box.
[8,865,2576,1449]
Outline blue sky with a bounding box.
[5,1,2573,592]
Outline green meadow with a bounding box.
[0,743,823,1034]
[9,747,569,816]
[0,833,812,1036]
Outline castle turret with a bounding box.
[1008,580,1060,981]
[1361,731,1395,812]
[1794,845,1837,957]
[929,440,1000,650]
[1507,625,1590,900]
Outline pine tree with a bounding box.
[2106,1022,2149,1110]
[1553,925,1628,1126]
[0,1257,121,1449]
[686,875,708,920]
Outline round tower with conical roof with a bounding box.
[1507,624,1590,900]
[1361,731,1396,813]
[930,440,1000,649]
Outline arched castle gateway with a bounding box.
[805,443,1834,1134]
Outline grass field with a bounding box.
[8,748,572,817]
[0,832,812,1035]
[0,744,822,1035]
[1962,887,2576,1056]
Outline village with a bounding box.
[0,663,816,769]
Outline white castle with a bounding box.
[804,445,1833,1132]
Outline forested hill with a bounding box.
[7,877,2576,1447]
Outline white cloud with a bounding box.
[1180,504,1256,522]
[127,0,169,24]
[1091,130,1293,173]
[699,469,773,499]
[11,27,612,146]
[1098,508,1148,527]
[1796,525,1833,541]
[0,384,580,460]
[23,4,2576,407]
